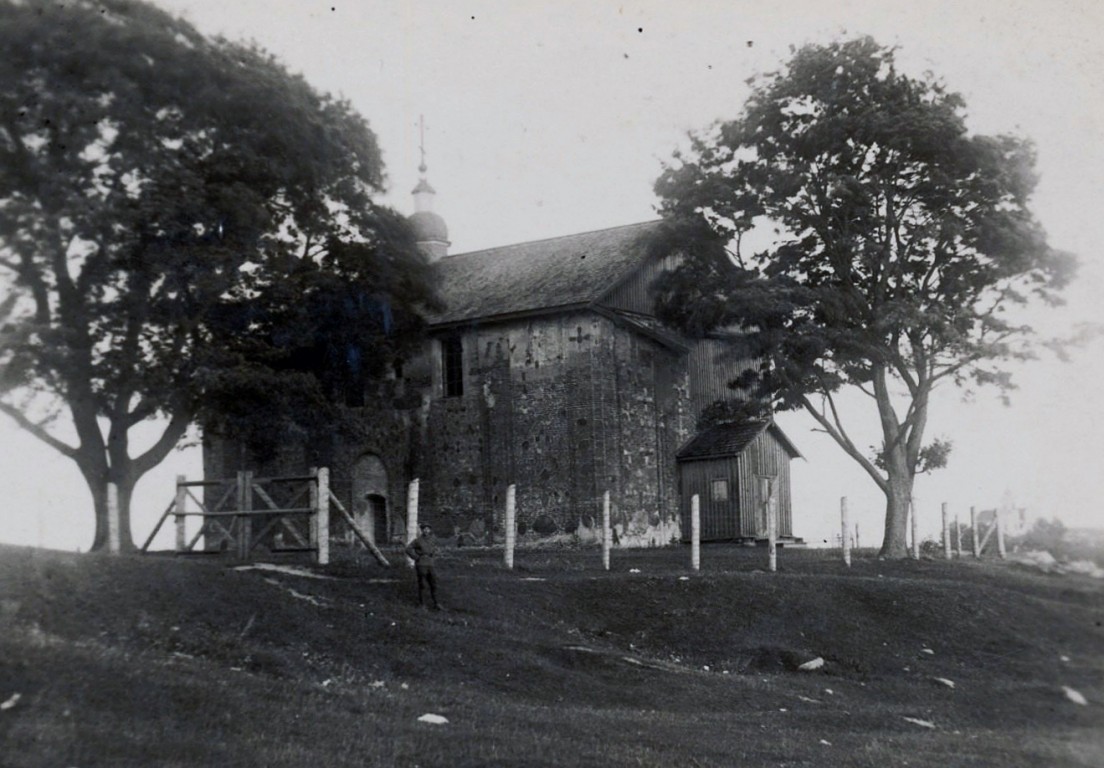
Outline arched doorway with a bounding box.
[351,454,389,545]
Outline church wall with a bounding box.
[419,311,691,545]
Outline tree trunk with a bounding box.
[879,474,913,558]
[87,473,138,552]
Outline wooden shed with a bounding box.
[677,420,802,543]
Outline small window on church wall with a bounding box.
[711,478,729,502]
[442,336,464,397]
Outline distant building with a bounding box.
[204,168,802,547]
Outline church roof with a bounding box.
[429,221,661,326]
[677,420,803,461]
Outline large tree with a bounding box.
[0,0,437,550]
[650,37,1074,557]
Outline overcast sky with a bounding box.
[3,0,1102,550]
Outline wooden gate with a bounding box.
[140,468,389,566]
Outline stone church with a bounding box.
[204,170,801,547]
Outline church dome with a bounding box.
[409,210,449,243]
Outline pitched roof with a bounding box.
[677,420,803,461]
[428,221,661,326]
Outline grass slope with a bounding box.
[1,544,1101,767]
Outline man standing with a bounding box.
[405,523,442,610]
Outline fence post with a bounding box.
[106,482,120,555]
[405,478,419,567]
[765,479,777,573]
[236,471,251,560]
[504,484,516,570]
[910,498,919,560]
[854,522,860,550]
[840,496,851,567]
[955,513,962,557]
[174,475,187,552]
[690,493,700,572]
[996,506,1006,560]
[971,505,979,558]
[942,502,951,560]
[601,490,611,571]
[309,468,319,556]
[316,467,330,566]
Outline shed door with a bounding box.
[754,476,777,538]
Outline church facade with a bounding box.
[203,175,802,547]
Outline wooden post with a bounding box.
[970,505,979,558]
[909,497,919,560]
[690,493,700,572]
[854,522,860,550]
[405,478,419,567]
[996,506,1006,560]
[316,467,330,566]
[955,513,962,557]
[174,475,187,552]
[840,497,851,567]
[601,490,611,571]
[942,502,951,560]
[504,484,516,570]
[106,482,121,555]
[236,471,250,560]
[765,478,777,573]
[309,468,320,556]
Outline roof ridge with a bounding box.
[442,219,660,260]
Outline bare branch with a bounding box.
[0,400,79,458]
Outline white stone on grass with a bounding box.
[934,678,956,689]
[798,657,825,671]
[1063,686,1088,705]
[903,717,936,729]
[418,713,449,725]
[0,693,21,711]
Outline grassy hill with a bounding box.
[1,543,1101,767]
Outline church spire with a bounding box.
[408,115,449,260]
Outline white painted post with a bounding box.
[766,479,777,573]
[970,505,979,558]
[942,502,952,560]
[107,482,121,554]
[910,498,920,560]
[996,506,1006,560]
[841,497,851,567]
[174,475,187,552]
[316,467,330,566]
[405,478,420,567]
[504,484,516,570]
[690,493,700,572]
[601,490,611,571]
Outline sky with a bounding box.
[2,0,1103,551]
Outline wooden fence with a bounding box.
[140,468,389,566]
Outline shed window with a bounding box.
[711,478,729,502]
[442,336,464,397]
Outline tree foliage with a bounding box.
[0,0,438,549]
[650,37,1074,557]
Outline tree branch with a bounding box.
[799,393,888,493]
[0,400,79,458]
[132,408,191,478]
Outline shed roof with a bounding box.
[677,420,803,461]
[429,221,660,326]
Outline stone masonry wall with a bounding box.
[419,312,692,545]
